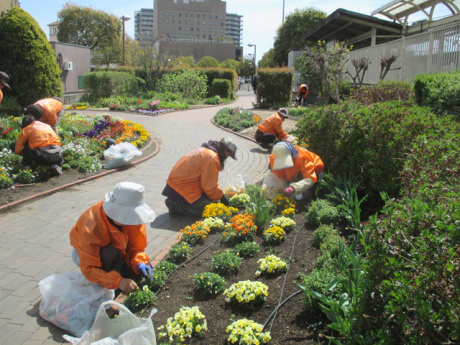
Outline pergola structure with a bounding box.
[372,0,460,27]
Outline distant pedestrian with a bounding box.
[0,71,11,105]
[297,84,309,106]
[25,97,64,134]
[252,74,258,94]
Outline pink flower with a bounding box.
[138,100,142,104]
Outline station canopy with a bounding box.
[372,0,460,26]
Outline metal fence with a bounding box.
[346,22,460,84]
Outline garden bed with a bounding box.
[143,211,330,344]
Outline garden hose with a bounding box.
[264,224,306,332]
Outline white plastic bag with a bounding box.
[104,143,142,169]
[63,301,157,345]
[222,171,245,197]
[282,134,295,143]
[262,171,288,199]
[39,272,114,337]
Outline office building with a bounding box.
[134,8,154,47]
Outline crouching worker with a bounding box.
[14,114,63,176]
[162,138,238,217]
[70,182,157,294]
[270,142,324,199]
[255,108,291,152]
[26,97,64,134]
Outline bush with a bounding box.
[0,7,62,107]
[348,80,414,106]
[124,286,155,313]
[209,78,232,99]
[233,241,260,258]
[0,97,23,116]
[210,250,242,276]
[159,69,208,99]
[305,199,340,227]
[255,68,293,108]
[168,242,193,264]
[312,224,339,248]
[82,71,141,102]
[213,107,258,132]
[192,272,226,296]
[319,234,345,258]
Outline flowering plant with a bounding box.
[281,207,296,219]
[255,255,288,277]
[270,216,296,233]
[224,280,268,309]
[201,217,226,232]
[222,212,257,245]
[229,193,250,208]
[168,242,193,264]
[150,100,160,110]
[157,306,207,343]
[263,226,286,244]
[179,221,210,246]
[226,318,271,345]
[272,193,297,213]
[191,271,226,295]
[124,285,155,313]
[202,202,234,221]
[252,114,261,123]
[210,250,242,276]
[233,241,259,258]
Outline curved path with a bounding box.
[0,93,270,344]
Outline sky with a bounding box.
[20,0,451,64]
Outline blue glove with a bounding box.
[137,263,153,282]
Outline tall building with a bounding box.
[134,8,154,47]
[0,0,20,15]
[148,0,242,62]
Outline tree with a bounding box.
[197,56,219,68]
[238,56,254,79]
[91,37,122,67]
[220,59,240,71]
[169,56,196,68]
[259,49,277,68]
[57,4,121,51]
[0,7,62,107]
[273,7,326,66]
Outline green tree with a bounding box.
[0,7,62,107]
[91,37,122,67]
[238,56,254,79]
[273,7,326,66]
[170,56,196,68]
[124,36,143,67]
[197,56,219,68]
[220,59,240,71]
[57,4,121,51]
[259,49,276,68]
[159,69,208,99]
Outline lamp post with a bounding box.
[282,0,285,23]
[121,15,131,66]
[248,43,256,90]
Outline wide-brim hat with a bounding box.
[278,108,289,118]
[0,72,11,90]
[102,182,156,225]
[221,137,238,160]
[272,143,294,170]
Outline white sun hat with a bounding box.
[102,182,156,225]
[272,143,294,171]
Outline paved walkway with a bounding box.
[0,93,269,344]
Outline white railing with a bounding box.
[346,22,460,84]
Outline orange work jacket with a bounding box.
[298,84,309,99]
[69,201,150,290]
[167,147,223,204]
[270,145,324,183]
[257,113,289,140]
[35,98,64,126]
[15,121,61,155]
[0,90,3,104]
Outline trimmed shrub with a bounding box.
[348,80,414,105]
[305,199,340,227]
[158,69,208,99]
[82,71,142,102]
[209,78,232,99]
[255,67,293,108]
[312,224,339,249]
[0,7,62,107]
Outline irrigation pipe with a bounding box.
[263,224,306,332]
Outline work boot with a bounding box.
[51,164,62,176]
[165,198,178,217]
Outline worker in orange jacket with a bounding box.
[269,142,324,199]
[14,114,63,176]
[162,137,238,216]
[26,97,64,134]
[298,84,309,106]
[254,108,291,152]
[0,71,11,105]
[70,182,157,294]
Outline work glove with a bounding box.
[220,194,229,206]
[284,187,294,196]
[137,263,153,282]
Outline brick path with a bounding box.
[0,93,269,344]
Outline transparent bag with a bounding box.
[262,171,288,199]
[63,301,157,345]
[39,272,114,337]
[104,143,142,169]
[222,171,245,197]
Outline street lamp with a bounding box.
[121,15,131,66]
[248,43,256,87]
[282,0,285,23]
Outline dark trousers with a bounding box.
[255,129,276,148]
[100,246,137,279]
[22,142,63,167]
[298,93,307,106]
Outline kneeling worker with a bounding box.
[255,108,291,152]
[162,138,238,217]
[70,182,157,294]
[298,84,309,106]
[270,142,324,199]
[14,114,63,176]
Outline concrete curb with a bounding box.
[0,138,160,213]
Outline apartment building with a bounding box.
[134,8,154,47]
[0,0,19,15]
[149,0,242,62]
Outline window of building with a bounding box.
[166,26,169,30]
[209,15,212,19]
[215,15,218,19]
[214,22,217,26]
[214,29,217,32]
[172,26,175,30]
[166,19,169,23]
[178,34,182,38]
[179,13,182,17]
[185,13,188,17]
[203,34,206,38]
[185,27,188,31]
[172,13,176,17]
[178,20,181,24]
[166,12,169,16]
[220,22,223,26]
[191,20,194,24]
[185,20,188,24]
[172,19,175,23]
[203,21,206,25]
[197,14,200,18]
[220,15,224,19]
[196,28,200,32]
[220,29,223,32]
[208,28,211,32]
[191,27,194,31]
[191,13,194,18]
[208,22,211,25]
[178,27,181,31]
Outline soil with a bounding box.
[145,211,331,344]
[0,109,297,209]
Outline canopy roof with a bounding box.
[372,0,460,26]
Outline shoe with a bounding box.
[267,143,274,153]
[51,164,62,176]
[165,198,178,217]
